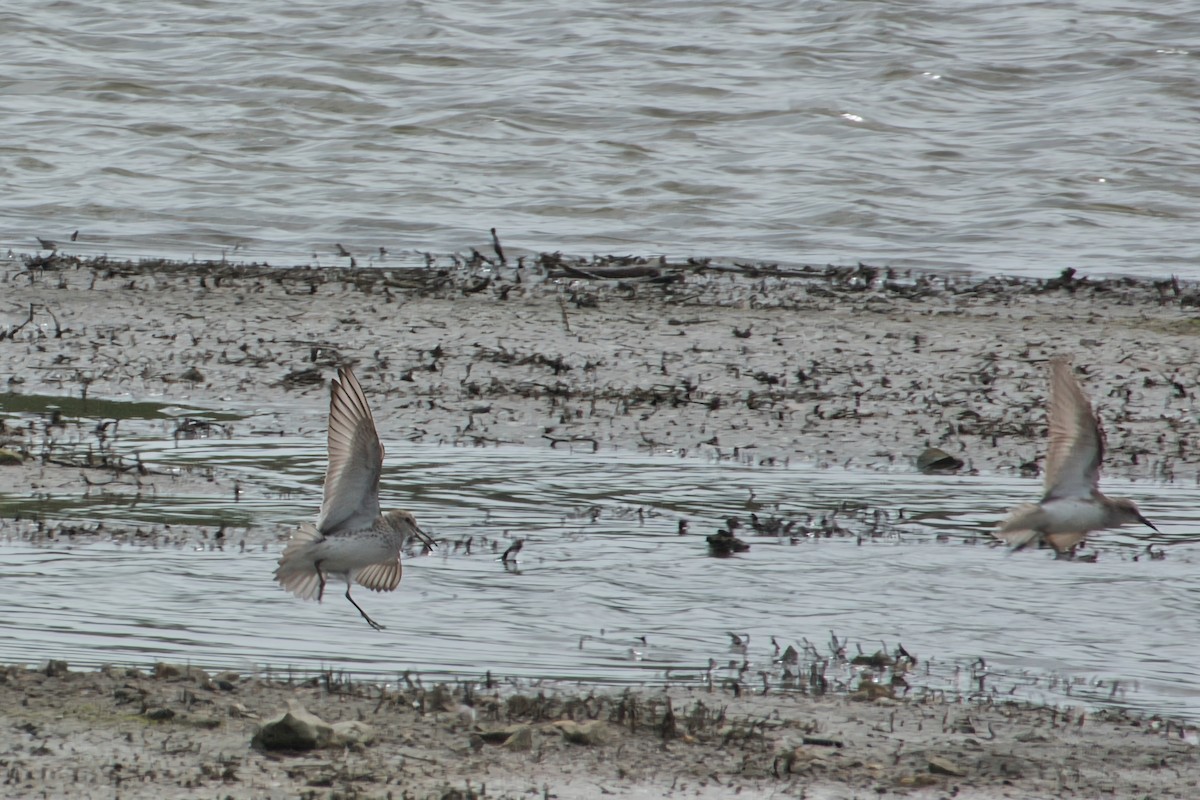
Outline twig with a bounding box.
[490,227,507,265]
[557,296,572,332]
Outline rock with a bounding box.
[332,720,375,747]
[850,650,894,669]
[916,447,964,474]
[228,702,256,719]
[214,671,240,691]
[0,448,24,466]
[779,746,827,773]
[153,662,183,680]
[706,529,750,557]
[144,707,176,721]
[251,701,334,751]
[502,725,534,752]
[505,695,535,717]
[44,660,70,678]
[928,756,966,777]
[478,723,529,744]
[113,685,147,704]
[429,683,457,712]
[850,676,895,701]
[554,720,615,746]
[154,662,212,686]
[187,716,221,730]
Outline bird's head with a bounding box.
[385,509,437,549]
[1113,498,1158,532]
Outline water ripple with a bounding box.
[1,1,1198,273]
[1,437,1198,721]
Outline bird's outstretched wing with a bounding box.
[1042,356,1103,502]
[316,367,383,535]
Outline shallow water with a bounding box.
[2,435,1197,721]
[1,1,1198,277]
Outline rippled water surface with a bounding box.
[2,435,1198,721]
[2,1,1198,275]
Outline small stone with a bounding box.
[144,707,176,721]
[778,746,826,774]
[187,716,221,730]
[251,701,333,751]
[851,676,895,701]
[113,686,146,704]
[928,756,966,777]
[429,683,457,712]
[916,447,964,474]
[0,448,24,465]
[44,660,70,678]
[850,650,894,669]
[554,720,615,746]
[332,720,375,747]
[154,662,183,680]
[502,725,534,752]
[228,702,255,719]
[186,667,212,685]
[478,724,529,744]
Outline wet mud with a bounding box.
[2,251,1199,798]
[3,253,1197,487]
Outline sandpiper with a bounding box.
[275,367,434,629]
[994,355,1157,555]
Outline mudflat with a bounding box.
[2,255,1196,482]
[1,659,1196,800]
[1,253,1198,799]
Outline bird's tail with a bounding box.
[275,524,324,601]
[993,503,1043,551]
[993,527,1041,552]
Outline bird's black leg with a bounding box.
[315,560,327,602]
[345,585,385,631]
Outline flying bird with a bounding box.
[275,367,434,628]
[994,356,1156,556]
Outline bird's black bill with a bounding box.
[1137,512,1158,532]
[412,525,437,550]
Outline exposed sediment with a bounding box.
[2,252,1199,798]
[2,254,1197,486]
[0,660,1196,800]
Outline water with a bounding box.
[2,435,1197,721]
[2,1,1198,277]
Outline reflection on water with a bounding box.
[1,437,1198,722]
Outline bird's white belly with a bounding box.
[1038,498,1108,533]
[312,532,397,576]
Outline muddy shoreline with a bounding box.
[1,660,1196,800]
[2,252,1199,798]
[3,253,1198,485]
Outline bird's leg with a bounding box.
[315,560,327,602]
[345,585,385,631]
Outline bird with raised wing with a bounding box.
[994,356,1157,556]
[275,366,434,629]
